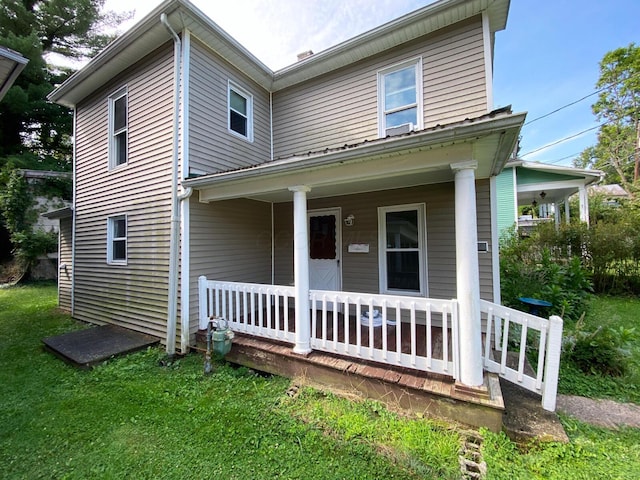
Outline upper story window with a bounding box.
[378,59,423,137]
[108,87,128,168]
[107,214,127,264]
[378,203,427,296]
[228,81,253,142]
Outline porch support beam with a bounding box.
[289,185,312,355]
[451,161,483,387]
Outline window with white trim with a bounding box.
[228,81,253,141]
[107,215,127,264]
[378,59,423,137]
[378,204,427,296]
[108,87,128,168]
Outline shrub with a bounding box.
[500,228,592,321]
[563,314,637,376]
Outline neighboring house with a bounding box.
[496,160,603,236]
[47,0,563,428]
[0,45,28,101]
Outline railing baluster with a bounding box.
[395,303,401,364]
[344,296,350,351]
[322,295,328,348]
[368,299,374,359]
[410,303,416,366]
[536,324,547,390]
[517,319,528,382]
[442,305,449,373]
[382,300,388,360]
[499,313,510,373]
[426,304,432,368]
[333,294,339,351]
[356,299,362,356]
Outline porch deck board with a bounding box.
[233,307,453,361]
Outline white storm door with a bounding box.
[308,209,341,309]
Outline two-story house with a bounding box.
[48,0,563,429]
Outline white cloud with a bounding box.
[104,0,432,70]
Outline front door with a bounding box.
[308,209,341,309]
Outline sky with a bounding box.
[103,0,640,167]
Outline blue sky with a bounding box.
[104,0,640,167]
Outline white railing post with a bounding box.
[198,275,208,330]
[542,315,563,411]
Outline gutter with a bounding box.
[161,12,182,356]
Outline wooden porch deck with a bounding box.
[197,307,505,431]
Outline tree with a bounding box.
[0,0,132,171]
[575,43,640,196]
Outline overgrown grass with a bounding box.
[2,283,639,479]
[0,283,458,479]
[559,295,640,403]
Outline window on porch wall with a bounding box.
[378,203,427,296]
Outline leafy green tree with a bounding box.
[0,0,132,170]
[575,43,640,196]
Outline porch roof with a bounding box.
[507,160,604,206]
[185,108,525,203]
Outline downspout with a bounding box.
[162,13,181,356]
[71,107,77,316]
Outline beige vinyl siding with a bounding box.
[273,181,493,301]
[189,198,272,337]
[189,39,271,175]
[272,17,487,159]
[58,216,72,312]
[476,179,494,301]
[72,43,175,339]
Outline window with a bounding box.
[378,204,427,295]
[378,59,423,137]
[108,87,128,168]
[228,81,253,141]
[107,215,127,264]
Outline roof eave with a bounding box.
[0,47,29,101]
[184,110,526,189]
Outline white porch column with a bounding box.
[578,185,589,225]
[451,161,483,387]
[564,199,571,225]
[289,185,312,355]
[554,202,560,230]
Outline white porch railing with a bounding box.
[199,278,296,343]
[481,299,563,411]
[198,277,562,411]
[198,277,458,378]
[309,289,459,378]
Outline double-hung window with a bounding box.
[378,204,427,296]
[108,87,128,168]
[107,215,127,264]
[228,81,253,141]
[378,58,423,137]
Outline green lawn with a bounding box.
[1,283,639,479]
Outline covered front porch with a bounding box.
[196,278,562,430]
[181,110,563,428]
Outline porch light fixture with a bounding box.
[540,191,546,200]
[532,199,538,208]
[344,214,355,227]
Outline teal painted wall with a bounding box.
[496,167,516,237]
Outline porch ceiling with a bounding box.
[186,111,526,204]
[517,183,585,206]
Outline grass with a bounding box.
[558,295,640,403]
[1,283,639,479]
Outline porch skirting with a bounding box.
[221,332,505,432]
